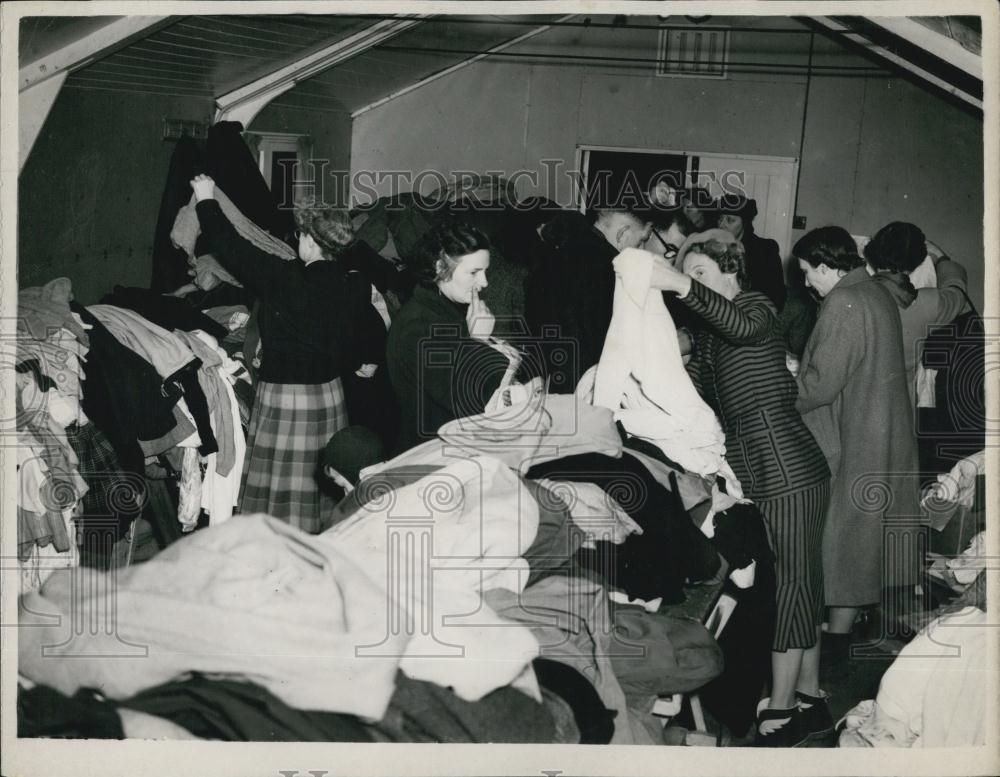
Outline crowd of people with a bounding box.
[179,169,973,746]
[16,125,980,746]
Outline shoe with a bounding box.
[753,698,809,747]
[795,690,836,745]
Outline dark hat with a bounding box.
[714,194,758,221]
[323,426,385,485]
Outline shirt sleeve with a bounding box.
[932,259,971,323]
[681,281,777,345]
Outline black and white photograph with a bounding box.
[2,2,997,776]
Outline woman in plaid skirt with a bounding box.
[192,175,372,533]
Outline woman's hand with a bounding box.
[677,327,693,356]
[649,255,692,295]
[467,287,495,340]
[190,174,216,202]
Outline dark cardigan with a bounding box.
[386,284,509,454]
[682,281,829,500]
[196,199,365,384]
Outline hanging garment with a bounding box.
[206,120,295,241]
[172,189,297,264]
[152,134,208,292]
[591,248,738,492]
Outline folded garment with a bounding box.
[18,278,90,346]
[533,658,615,744]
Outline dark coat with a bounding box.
[682,282,829,501]
[524,212,617,392]
[386,284,509,454]
[742,232,786,311]
[796,266,920,606]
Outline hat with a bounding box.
[675,228,742,269]
[323,426,385,485]
[713,194,758,222]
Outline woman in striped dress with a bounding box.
[651,229,832,747]
[192,174,366,532]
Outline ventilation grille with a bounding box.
[657,26,729,78]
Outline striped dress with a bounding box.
[682,282,831,651]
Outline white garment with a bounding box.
[200,370,246,525]
[591,248,740,495]
[323,456,541,701]
[534,477,642,546]
[922,449,985,509]
[838,607,987,748]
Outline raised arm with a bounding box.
[679,279,777,345]
[191,175,293,297]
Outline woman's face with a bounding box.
[798,259,841,298]
[682,251,740,300]
[437,249,490,304]
[718,214,745,240]
[298,230,325,264]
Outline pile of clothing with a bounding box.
[14,274,253,581]
[18,389,770,744]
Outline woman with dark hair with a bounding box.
[651,228,831,747]
[863,221,970,406]
[191,174,368,532]
[716,194,787,311]
[793,226,919,672]
[386,219,517,454]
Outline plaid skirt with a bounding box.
[239,378,347,533]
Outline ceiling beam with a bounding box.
[214,16,427,127]
[19,71,67,172]
[19,15,174,92]
[352,14,577,119]
[867,16,982,80]
[811,16,982,110]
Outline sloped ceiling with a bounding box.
[20,13,984,112]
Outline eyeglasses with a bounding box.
[650,228,680,261]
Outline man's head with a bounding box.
[322,426,385,493]
[593,208,652,252]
